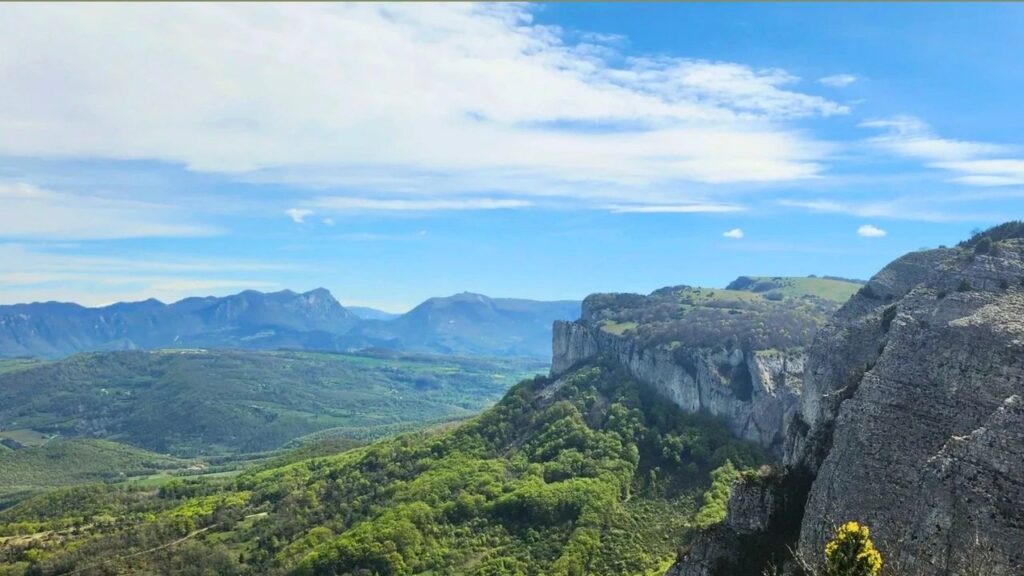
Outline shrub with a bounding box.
[959,221,1024,248]
[695,461,740,528]
[957,279,972,292]
[824,521,883,576]
[858,284,880,301]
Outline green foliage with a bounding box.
[0,361,765,576]
[694,461,740,528]
[0,439,183,490]
[584,283,842,353]
[973,236,993,255]
[959,221,1024,248]
[824,521,883,576]
[0,349,546,457]
[725,276,863,303]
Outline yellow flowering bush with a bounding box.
[824,521,883,576]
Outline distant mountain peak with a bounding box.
[303,287,334,298]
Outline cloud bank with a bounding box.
[0,3,844,210]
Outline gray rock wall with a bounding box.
[552,320,803,452]
[791,245,1024,574]
[670,240,1024,576]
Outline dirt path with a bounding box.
[66,512,268,575]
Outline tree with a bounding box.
[824,522,883,576]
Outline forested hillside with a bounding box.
[0,360,766,576]
[0,350,546,457]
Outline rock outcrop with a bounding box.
[552,320,803,452]
[670,230,1024,576]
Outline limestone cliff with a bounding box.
[670,227,1024,576]
[552,320,803,452]
[550,281,847,453]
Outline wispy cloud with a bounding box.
[0,3,844,207]
[285,208,314,223]
[722,228,745,239]
[0,244,286,305]
[605,203,744,214]
[314,197,531,212]
[819,74,857,88]
[778,198,999,223]
[862,116,1024,186]
[857,224,886,238]
[0,182,218,240]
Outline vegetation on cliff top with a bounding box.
[587,277,852,351]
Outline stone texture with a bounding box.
[552,320,803,453]
[668,239,1024,576]
[792,243,1024,574]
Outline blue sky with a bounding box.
[1,3,1022,311]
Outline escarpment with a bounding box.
[551,281,850,453]
[553,320,804,451]
[670,226,1024,576]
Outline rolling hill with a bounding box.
[0,359,765,576]
[0,349,547,457]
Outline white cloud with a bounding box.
[722,228,744,239]
[314,197,530,212]
[857,224,887,238]
[285,208,314,223]
[322,218,335,226]
[0,3,844,206]
[862,116,1024,186]
[0,243,285,305]
[778,198,998,223]
[0,182,217,240]
[819,74,857,88]
[606,203,744,214]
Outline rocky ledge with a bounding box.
[670,229,1024,576]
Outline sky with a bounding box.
[1,3,1023,312]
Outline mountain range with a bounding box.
[3,227,1023,575]
[0,289,581,359]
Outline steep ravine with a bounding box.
[670,235,1024,576]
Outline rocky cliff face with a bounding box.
[670,232,1024,576]
[552,320,804,453]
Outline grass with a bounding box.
[678,287,765,306]
[0,430,52,448]
[601,320,639,335]
[0,439,186,486]
[729,276,861,303]
[0,359,46,375]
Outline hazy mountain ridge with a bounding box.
[0,289,581,359]
[344,292,581,357]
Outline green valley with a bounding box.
[0,360,765,576]
[0,349,546,458]
[0,349,547,509]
